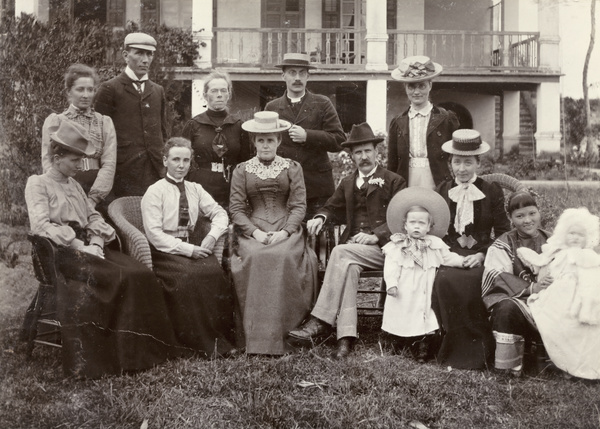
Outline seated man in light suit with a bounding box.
[288,123,406,358]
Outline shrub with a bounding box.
[0,14,198,224]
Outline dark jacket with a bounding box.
[316,165,406,246]
[436,176,511,255]
[181,111,251,207]
[264,90,345,200]
[387,105,459,186]
[94,72,168,197]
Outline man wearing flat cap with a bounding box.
[387,55,459,190]
[95,32,168,198]
[264,53,345,219]
[288,123,406,358]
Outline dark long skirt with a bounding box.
[54,247,182,378]
[150,248,235,357]
[432,248,495,369]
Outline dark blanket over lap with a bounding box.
[150,248,235,357]
[432,249,495,370]
[56,247,182,379]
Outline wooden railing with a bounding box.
[387,30,539,70]
[212,27,366,68]
[212,28,540,71]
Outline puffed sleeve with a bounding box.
[82,186,116,244]
[382,242,402,289]
[229,163,258,236]
[25,176,76,246]
[387,118,399,175]
[41,114,60,174]
[282,161,306,235]
[88,115,117,204]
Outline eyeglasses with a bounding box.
[207,88,229,95]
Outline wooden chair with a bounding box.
[23,234,62,357]
[310,173,526,315]
[108,196,226,268]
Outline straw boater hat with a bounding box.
[386,187,451,238]
[241,111,292,133]
[340,122,384,148]
[124,32,157,51]
[391,55,443,82]
[48,120,95,157]
[441,129,490,156]
[275,53,317,70]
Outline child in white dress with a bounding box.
[382,187,464,361]
[519,207,600,379]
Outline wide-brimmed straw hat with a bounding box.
[387,187,450,238]
[48,120,95,157]
[275,53,317,70]
[340,123,384,148]
[441,129,490,156]
[124,32,157,51]
[391,56,443,82]
[241,111,292,133]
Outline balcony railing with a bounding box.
[387,30,539,70]
[212,27,366,68]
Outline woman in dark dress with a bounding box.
[432,129,510,369]
[25,121,180,378]
[229,112,318,355]
[141,137,235,357]
[181,71,251,209]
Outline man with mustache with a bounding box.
[95,32,168,198]
[264,53,345,219]
[288,123,406,358]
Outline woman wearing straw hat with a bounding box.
[24,121,181,378]
[229,111,318,355]
[388,56,459,189]
[431,129,510,369]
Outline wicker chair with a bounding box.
[23,234,62,356]
[311,172,526,315]
[108,196,226,269]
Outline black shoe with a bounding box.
[288,317,329,340]
[335,337,354,359]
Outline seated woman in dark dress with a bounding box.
[432,129,510,369]
[229,112,318,355]
[24,120,180,378]
[141,137,235,357]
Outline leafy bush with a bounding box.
[0,14,198,224]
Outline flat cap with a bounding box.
[124,32,157,51]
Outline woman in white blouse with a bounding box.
[141,137,235,358]
[24,120,180,378]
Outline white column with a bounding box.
[191,79,207,118]
[14,0,35,15]
[502,91,521,155]
[535,82,561,155]
[192,0,214,69]
[538,0,560,71]
[366,80,388,135]
[364,0,388,71]
[126,0,141,23]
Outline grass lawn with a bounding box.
[1,186,599,429]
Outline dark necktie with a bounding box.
[359,175,372,190]
[165,176,190,228]
[132,80,144,94]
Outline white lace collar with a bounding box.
[245,156,290,180]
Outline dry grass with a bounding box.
[1,186,600,429]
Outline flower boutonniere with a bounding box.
[368,177,385,187]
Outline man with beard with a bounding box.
[288,123,406,358]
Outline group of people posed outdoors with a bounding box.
[22,31,600,380]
